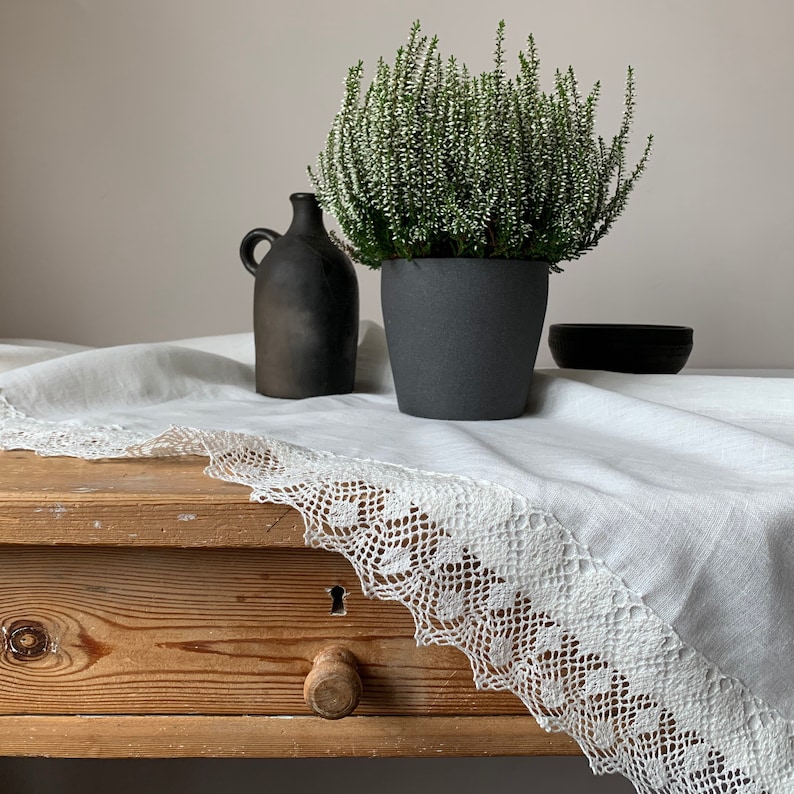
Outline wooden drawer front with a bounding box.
[0,546,525,717]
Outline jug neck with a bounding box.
[286,193,326,236]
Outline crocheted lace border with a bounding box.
[1,397,791,794]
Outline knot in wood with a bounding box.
[7,621,50,660]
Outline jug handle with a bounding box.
[240,228,282,276]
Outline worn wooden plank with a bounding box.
[0,545,527,716]
[0,715,581,757]
[0,453,585,759]
[0,450,306,547]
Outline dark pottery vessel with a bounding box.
[548,324,694,373]
[381,258,549,420]
[240,193,359,398]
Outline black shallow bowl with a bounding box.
[548,324,694,374]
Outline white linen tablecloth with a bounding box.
[1,323,793,794]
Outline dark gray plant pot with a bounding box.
[381,258,549,420]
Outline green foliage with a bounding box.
[308,21,653,271]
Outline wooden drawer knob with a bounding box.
[303,646,362,720]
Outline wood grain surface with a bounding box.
[0,450,306,547]
[0,545,527,716]
[0,450,583,757]
[0,715,581,757]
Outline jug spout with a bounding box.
[285,192,326,237]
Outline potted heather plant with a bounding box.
[309,21,653,420]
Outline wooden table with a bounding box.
[0,450,579,758]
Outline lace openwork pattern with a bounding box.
[1,398,792,794]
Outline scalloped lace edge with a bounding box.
[1,397,792,793]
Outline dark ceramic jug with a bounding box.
[240,193,359,398]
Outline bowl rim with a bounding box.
[549,323,693,332]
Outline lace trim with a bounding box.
[2,397,792,793]
[0,395,149,457]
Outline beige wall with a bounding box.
[1,0,793,369]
